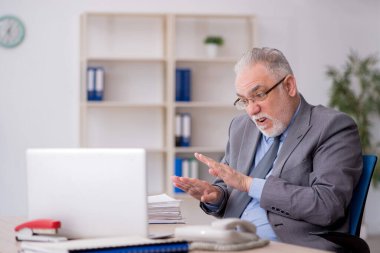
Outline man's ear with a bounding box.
[283,75,297,97]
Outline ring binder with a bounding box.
[181,113,191,147]
[87,66,105,101]
[20,236,189,253]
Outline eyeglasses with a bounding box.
[233,75,287,110]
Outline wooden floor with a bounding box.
[366,235,380,253]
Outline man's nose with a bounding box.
[246,100,260,116]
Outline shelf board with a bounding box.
[175,13,254,19]
[175,57,238,63]
[145,148,167,153]
[171,192,191,199]
[87,56,166,62]
[175,102,234,108]
[83,102,167,108]
[85,12,166,18]
[82,147,167,153]
[121,147,167,153]
[175,146,225,153]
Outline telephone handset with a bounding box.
[175,218,259,244]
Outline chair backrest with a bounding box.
[349,154,377,236]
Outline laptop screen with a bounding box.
[26,148,147,239]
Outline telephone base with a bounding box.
[190,240,269,251]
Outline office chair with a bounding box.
[310,155,377,253]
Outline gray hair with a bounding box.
[234,47,293,79]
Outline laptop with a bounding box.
[26,148,147,239]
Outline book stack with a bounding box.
[148,194,185,224]
[175,68,191,102]
[174,158,199,193]
[87,66,104,101]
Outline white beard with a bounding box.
[251,113,286,137]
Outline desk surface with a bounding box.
[1,217,330,253]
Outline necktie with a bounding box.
[223,135,281,218]
[250,135,281,178]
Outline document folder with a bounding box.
[20,236,188,253]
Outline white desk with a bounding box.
[1,217,330,253]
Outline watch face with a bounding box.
[0,15,25,48]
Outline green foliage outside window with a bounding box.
[328,51,380,186]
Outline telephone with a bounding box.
[175,218,258,244]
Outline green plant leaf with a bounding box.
[204,36,224,46]
[327,51,380,186]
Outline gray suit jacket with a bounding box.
[200,96,363,252]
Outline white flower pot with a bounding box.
[206,44,219,58]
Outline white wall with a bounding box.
[1,0,380,232]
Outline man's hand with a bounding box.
[194,152,253,193]
[171,176,222,204]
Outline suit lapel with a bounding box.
[272,96,313,177]
[223,118,261,218]
[237,118,261,175]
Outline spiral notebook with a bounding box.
[20,236,189,253]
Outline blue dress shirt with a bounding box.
[241,103,301,241]
[240,134,284,241]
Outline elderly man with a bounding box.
[171,47,362,252]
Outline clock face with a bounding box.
[0,15,25,48]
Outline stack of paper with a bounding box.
[148,194,185,224]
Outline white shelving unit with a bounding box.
[80,13,255,196]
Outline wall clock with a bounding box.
[0,15,26,48]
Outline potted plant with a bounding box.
[204,36,224,58]
[327,51,380,186]
[328,51,380,237]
